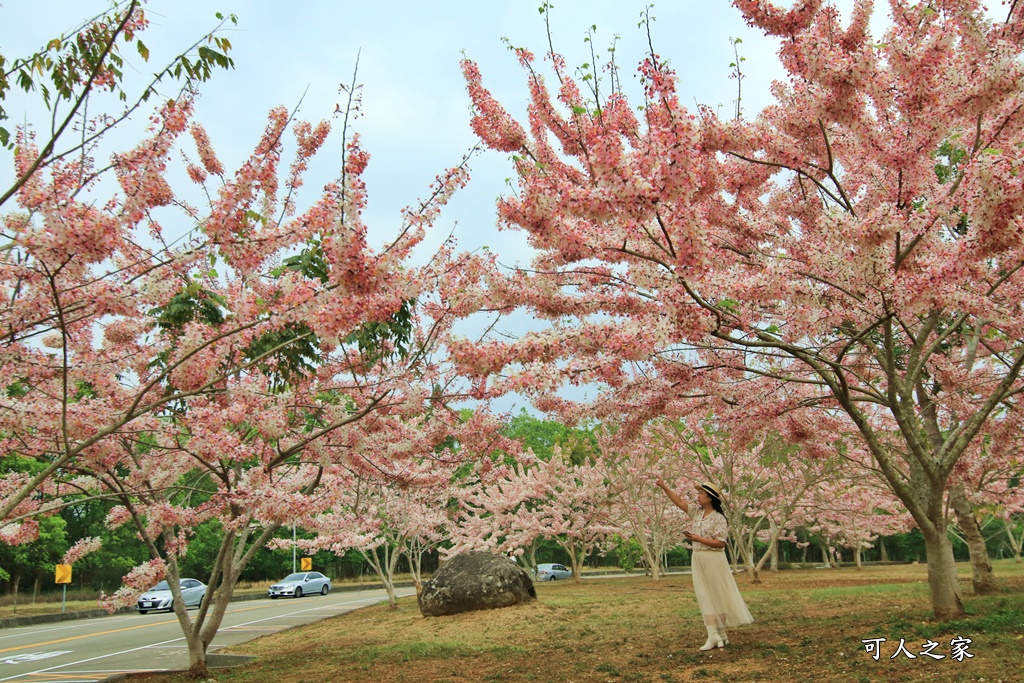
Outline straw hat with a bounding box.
[695,482,723,501]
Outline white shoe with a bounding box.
[699,635,724,651]
[718,628,729,645]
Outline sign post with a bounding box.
[54,565,72,614]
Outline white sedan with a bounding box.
[267,571,332,598]
[137,578,207,614]
[535,563,573,581]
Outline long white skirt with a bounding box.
[691,551,754,628]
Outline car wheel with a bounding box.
[320,584,329,596]
[550,575,557,581]
[294,587,303,598]
[139,610,148,615]
[270,595,277,599]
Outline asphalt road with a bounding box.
[0,586,415,683]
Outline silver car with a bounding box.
[137,578,207,614]
[267,571,332,598]
[535,563,572,581]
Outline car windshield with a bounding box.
[282,573,306,581]
[151,581,170,591]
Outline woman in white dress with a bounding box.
[656,479,754,650]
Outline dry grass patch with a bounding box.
[126,561,1023,683]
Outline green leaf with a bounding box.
[245,209,268,226]
[136,40,150,61]
[571,105,587,115]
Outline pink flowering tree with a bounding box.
[0,59,480,675]
[0,1,235,538]
[292,419,500,606]
[297,474,450,606]
[447,457,546,565]
[801,481,914,568]
[595,428,688,580]
[452,445,617,582]
[454,1,1024,619]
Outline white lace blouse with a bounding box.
[688,507,728,552]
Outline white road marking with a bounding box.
[2,651,73,665]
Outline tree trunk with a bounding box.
[405,542,425,595]
[753,533,783,585]
[382,577,398,606]
[921,525,965,620]
[363,545,400,607]
[186,634,209,679]
[854,545,862,569]
[559,541,585,583]
[732,530,757,582]
[193,582,236,676]
[770,539,779,572]
[880,538,889,563]
[1006,524,1022,563]
[177,522,283,680]
[649,550,662,580]
[527,540,539,576]
[639,541,661,580]
[950,487,997,594]
[726,537,741,573]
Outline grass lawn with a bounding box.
[122,560,1024,683]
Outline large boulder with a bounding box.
[418,551,536,617]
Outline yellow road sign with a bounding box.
[55,564,72,584]
[300,557,312,571]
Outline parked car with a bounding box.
[535,563,572,581]
[267,571,332,598]
[137,578,207,614]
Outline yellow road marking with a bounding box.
[0,622,168,654]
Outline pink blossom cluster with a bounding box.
[99,559,166,613]
[63,537,103,565]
